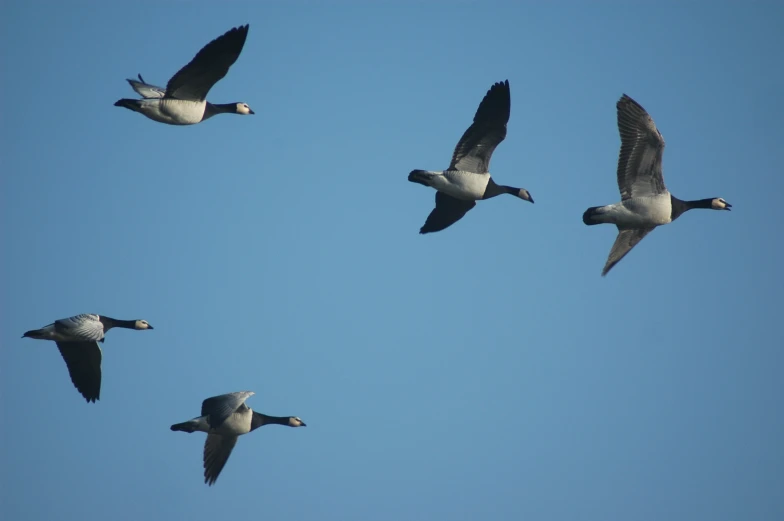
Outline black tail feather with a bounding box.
[408,170,433,187]
[583,206,603,225]
[114,98,139,111]
[170,422,196,433]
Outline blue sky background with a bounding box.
[2,2,783,520]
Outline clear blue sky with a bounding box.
[2,2,783,520]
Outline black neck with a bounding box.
[100,317,136,329]
[484,178,519,199]
[670,196,714,221]
[209,102,237,113]
[251,412,290,431]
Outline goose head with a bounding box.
[517,188,534,204]
[711,198,732,211]
[134,319,154,330]
[288,416,307,427]
[234,102,255,115]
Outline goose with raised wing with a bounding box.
[583,94,732,276]
[114,25,254,125]
[22,314,153,402]
[408,80,534,234]
[171,391,306,486]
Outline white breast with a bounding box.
[143,99,207,125]
[430,171,491,200]
[595,194,672,228]
[213,410,253,436]
[619,194,672,227]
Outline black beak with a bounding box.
[725,202,732,211]
[249,109,255,115]
[528,195,535,204]
[300,422,307,427]
[147,325,154,330]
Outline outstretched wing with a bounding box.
[419,191,477,234]
[127,74,166,99]
[616,94,667,200]
[601,227,654,276]
[449,80,510,174]
[54,314,104,342]
[165,25,249,101]
[56,341,102,403]
[203,434,239,486]
[201,391,255,428]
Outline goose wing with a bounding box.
[419,192,476,234]
[165,25,249,101]
[201,391,255,428]
[203,434,239,486]
[601,227,654,276]
[616,94,667,200]
[127,74,165,99]
[56,341,102,403]
[449,80,510,174]
[54,314,104,342]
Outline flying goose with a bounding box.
[171,391,306,486]
[408,80,533,234]
[22,314,153,402]
[114,25,254,125]
[583,94,732,276]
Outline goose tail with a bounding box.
[114,98,141,112]
[170,421,197,433]
[582,206,605,226]
[22,329,46,339]
[408,170,436,187]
